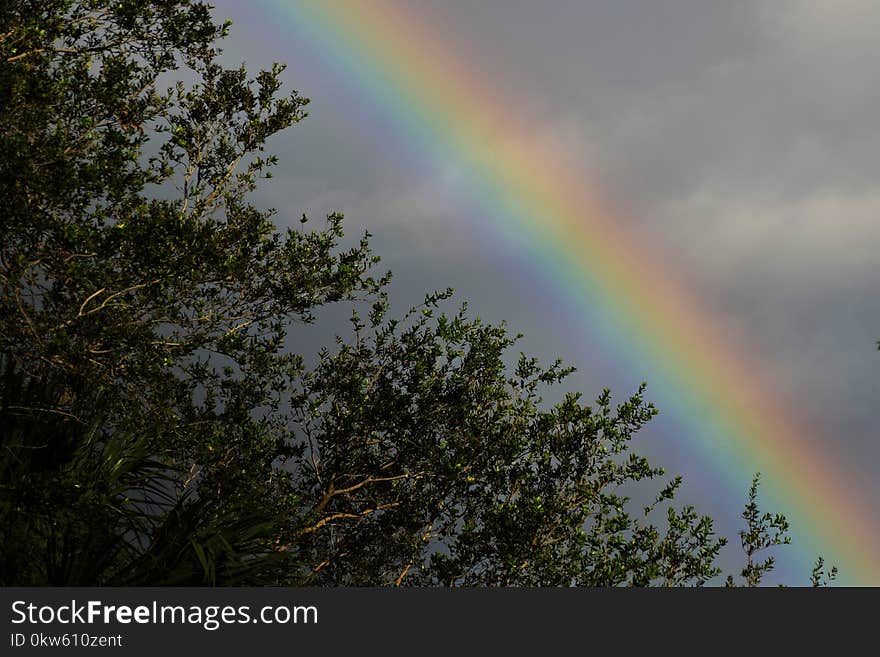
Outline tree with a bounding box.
[0,354,297,584]
[1,0,381,584]
[1,0,832,586]
[281,296,728,585]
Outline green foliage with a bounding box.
[1,1,836,586]
[1,0,380,584]
[721,474,837,587]
[0,356,288,584]
[724,474,788,587]
[282,295,728,585]
[810,557,838,588]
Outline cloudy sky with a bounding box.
[209,0,880,583]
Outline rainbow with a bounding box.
[254,0,879,584]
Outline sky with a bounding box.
[207,0,880,584]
